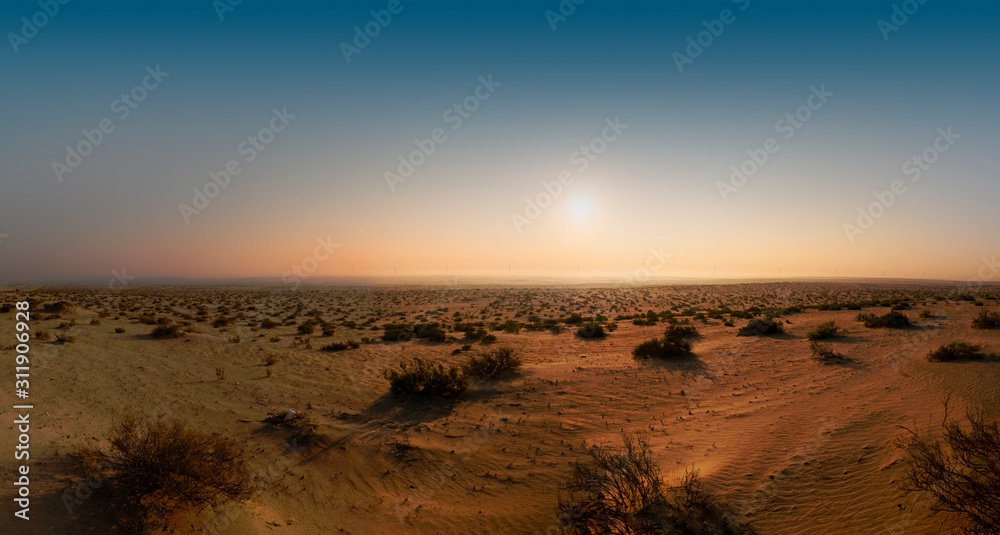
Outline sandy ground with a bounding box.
[1,282,998,534]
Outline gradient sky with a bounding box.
[1,0,998,283]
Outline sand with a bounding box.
[2,282,998,534]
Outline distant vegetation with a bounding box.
[557,432,753,534]
[383,358,467,398]
[810,341,845,363]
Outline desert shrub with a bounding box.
[737,318,784,337]
[150,324,184,338]
[899,408,1000,534]
[806,321,846,341]
[115,327,126,333]
[35,330,50,340]
[215,367,225,381]
[321,323,336,336]
[383,358,467,398]
[633,325,699,360]
[72,413,252,532]
[413,323,447,342]
[565,312,584,324]
[263,354,277,366]
[297,320,316,335]
[971,309,1000,330]
[90,318,101,325]
[381,323,415,342]
[558,432,752,534]
[55,333,76,344]
[919,310,933,319]
[858,310,910,328]
[460,344,472,352]
[481,333,498,344]
[260,318,279,329]
[576,321,607,339]
[926,341,987,362]
[810,341,844,363]
[464,347,521,378]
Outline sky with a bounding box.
[1,0,998,284]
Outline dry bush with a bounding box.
[383,358,467,398]
[558,432,752,534]
[858,310,910,328]
[72,413,252,532]
[926,342,987,362]
[576,321,607,339]
[899,407,1000,533]
[972,309,1000,330]
[463,346,521,378]
[806,321,846,340]
[737,318,783,337]
[150,323,184,338]
[810,341,845,363]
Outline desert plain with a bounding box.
[2,281,999,534]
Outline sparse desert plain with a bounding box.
[2,282,999,534]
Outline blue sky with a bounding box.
[1,0,998,282]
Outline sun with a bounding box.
[567,195,591,220]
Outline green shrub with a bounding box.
[971,308,1000,330]
[737,318,784,337]
[383,358,467,398]
[806,321,846,340]
[926,341,986,362]
[858,310,910,328]
[72,413,252,532]
[464,347,522,378]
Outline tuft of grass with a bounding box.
[971,308,1000,330]
[264,354,277,366]
[215,367,225,381]
[737,317,784,337]
[383,358,467,398]
[926,341,987,362]
[919,309,933,319]
[55,333,76,344]
[810,341,845,363]
[463,347,521,379]
[806,321,846,340]
[558,431,753,534]
[114,327,126,333]
[35,330,50,340]
[71,412,252,532]
[857,310,910,328]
